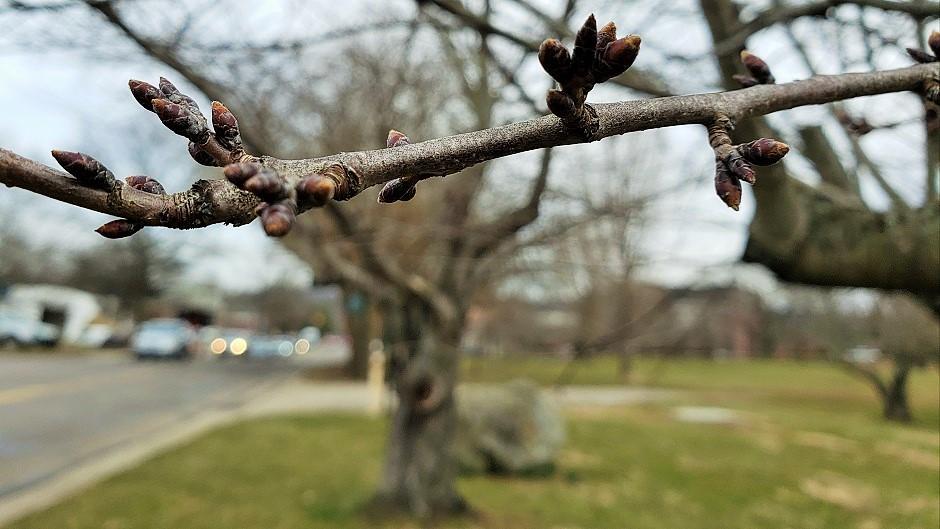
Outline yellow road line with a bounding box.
[0,367,153,407]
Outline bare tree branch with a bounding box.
[1,62,935,233]
[711,0,940,58]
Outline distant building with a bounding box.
[1,284,102,344]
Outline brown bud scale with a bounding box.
[50,150,116,190]
[260,203,295,237]
[296,174,336,206]
[128,80,161,112]
[740,50,775,84]
[714,162,742,211]
[96,219,143,239]
[738,138,789,166]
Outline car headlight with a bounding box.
[210,338,227,355]
[230,338,248,355]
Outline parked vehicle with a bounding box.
[131,319,194,360]
[0,311,60,348]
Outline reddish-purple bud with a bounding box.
[188,142,217,166]
[211,101,241,147]
[152,98,208,142]
[574,14,598,54]
[906,47,937,64]
[715,162,742,211]
[596,21,617,50]
[399,186,417,201]
[128,79,161,112]
[740,50,774,84]
[732,74,759,88]
[50,150,116,190]
[596,35,641,80]
[296,174,336,206]
[223,162,261,186]
[260,203,295,237]
[96,219,143,239]
[244,168,285,199]
[538,38,572,83]
[929,31,940,58]
[125,175,166,195]
[725,154,756,185]
[739,138,790,166]
[378,178,418,203]
[546,89,577,118]
[387,129,410,148]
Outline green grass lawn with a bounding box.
[10,359,939,529]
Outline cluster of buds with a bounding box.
[128,77,245,166]
[223,162,296,237]
[906,31,940,105]
[538,15,641,137]
[378,130,419,203]
[224,161,350,237]
[709,121,789,211]
[733,50,775,87]
[50,150,169,238]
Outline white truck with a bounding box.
[0,311,60,348]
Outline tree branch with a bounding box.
[1,62,934,234]
[711,0,940,58]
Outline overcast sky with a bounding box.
[1,0,935,297]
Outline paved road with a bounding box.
[0,345,345,502]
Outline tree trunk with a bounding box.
[343,286,374,379]
[882,363,913,422]
[374,299,467,518]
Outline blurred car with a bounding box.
[206,328,252,358]
[0,311,60,348]
[131,319,194,360]
[249,334,296,359]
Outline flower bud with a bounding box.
[906,47,937,64]
[188,142,217,166]
[244,168,285,199]
[399,186,417,201]
[572,14,598,68]
[596,21,617,50]
[152,98,209,142]
[223,162,261,186]
[715,162,741,211]
[596,35,641,80]
[732,74,759,88]
[128,79,161,112]
[158,77,200,111]
[387,129,410,148]
[50,150,116,190]
[538,38,572,83]
[260,203,295,237]
[929,31,940,58]
[740,50,774,84]
[378,178,418,203]
[125,175,166,195]
[211,101,241,147]
[96,219,143,239]
[546,89,576,118]
[739,138,789,166]
[296,174,336,206]
[725,153,756,185]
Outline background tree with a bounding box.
[1,0,938,518]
